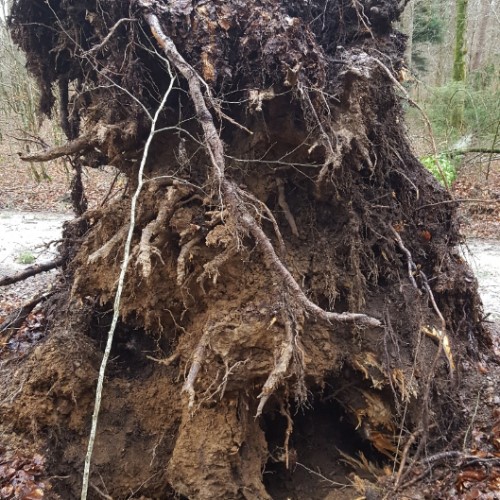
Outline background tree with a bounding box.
[451,0,469,129]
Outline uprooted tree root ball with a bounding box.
[1,0,494,498]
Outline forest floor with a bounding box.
[0,153,499,498]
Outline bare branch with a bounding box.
[0,291,54,335]
[81,64,176,500]
[0,258,64,287]
[19,135,97,162]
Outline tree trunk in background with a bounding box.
[452,0,469,128]
[403,0,415,72]
[470,0,490,70]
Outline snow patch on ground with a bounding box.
[0,210,70,277]
[464,239,500,321]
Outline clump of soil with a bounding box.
[1,0,496,498]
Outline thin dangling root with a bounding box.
[256,310,303,417]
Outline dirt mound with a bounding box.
[1,0,496,498]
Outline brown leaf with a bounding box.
[0,465,16,479]
[0,485,14,498]
[456,468,487,492]
[23,487,44,499]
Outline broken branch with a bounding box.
[19,135,97,162]
[0,291,53,336]
[0,258,64,287]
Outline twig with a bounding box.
[146,352,180,366]
[389,227,419,290]
[401,451,500,490]
[0,291,54,335]
[0,258,64,287]
[463,387,482,450]
[416,198,499,210]
[89,482,113,500]
[99,170,122,207]
[83,18,136,56]
[370,57,451,192]
[295,462,349,487]
[80,64,176,500]
[394,428,421,487]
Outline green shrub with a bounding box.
[420,75,499,147]
[420,153,458,186]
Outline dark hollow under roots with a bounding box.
[0,0,493,498]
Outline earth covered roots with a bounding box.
[3,0,490,498]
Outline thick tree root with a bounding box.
[182,328,211,409]
[137,185,189,278]
[256,310,305,417]
[87,227,127,264]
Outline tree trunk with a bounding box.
[470,0,490,71]
[452,0,469,129]
[1,1,490,498]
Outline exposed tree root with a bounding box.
[182,327,211,409]
[256,309,304,417]
[5,1,491,498]
[197,243,237,288]
[276,178,299,237]
[176,236,202,286]
[140,2,382,329]
[389,227,420,291]
[87,227,128,264]
[137,185,189,278]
